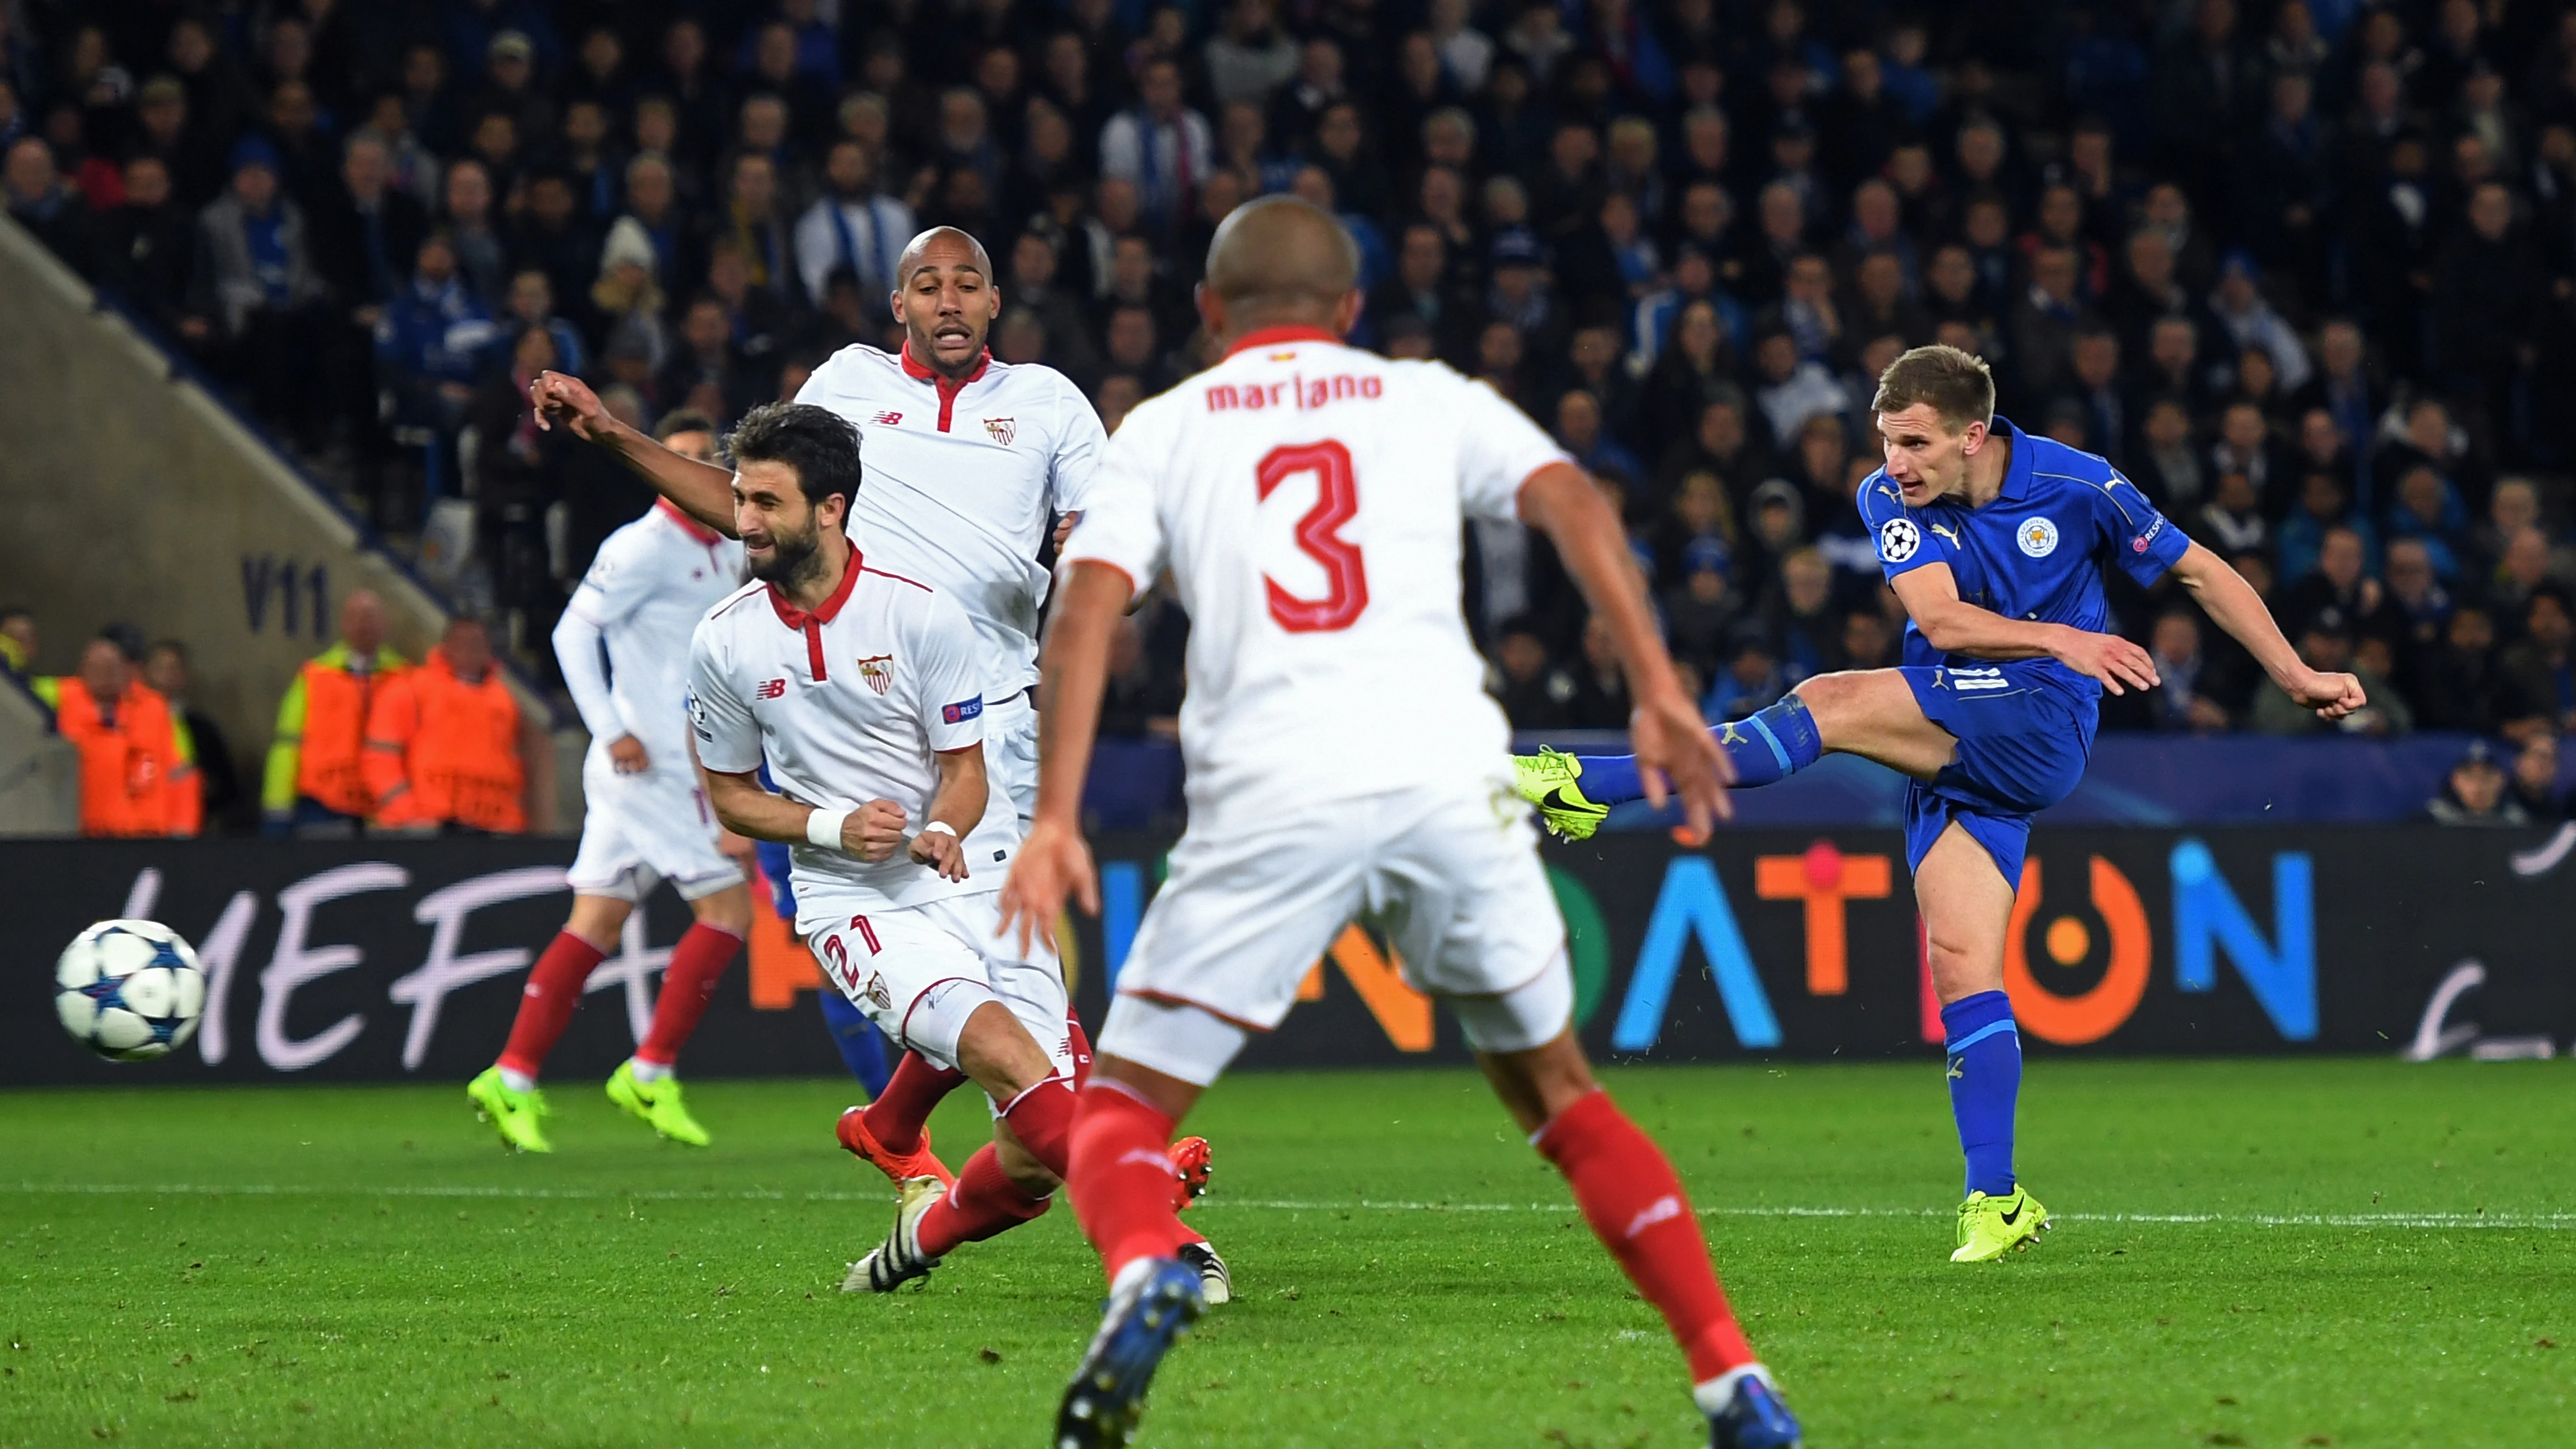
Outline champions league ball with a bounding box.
[55,919,207,1062]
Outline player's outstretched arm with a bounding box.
[527,370,739,538]
[1519,461,1732,832]
[997,560,1123,954]
[700,766,905,857]
[2169,542,2367,720]
[1890,563,2161,695]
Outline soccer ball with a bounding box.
[55,919,207,1062]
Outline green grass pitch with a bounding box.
[2,1059,2570,1447]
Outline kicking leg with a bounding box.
[1483,1031,1798,1445]
[1520,667,1959,836]
[1916,820,2048,1261]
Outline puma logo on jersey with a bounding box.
[1929,523,1961,546]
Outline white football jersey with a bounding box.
[1064,327,1571,822]
[793,344,1104,701]
[688,556,1018,931]
[560,502,745,764]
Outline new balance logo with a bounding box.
[1625,1195,1684,1239]
[757,678,788,700]
[871,410,903,425]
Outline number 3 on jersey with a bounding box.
[1256,440,1369,633]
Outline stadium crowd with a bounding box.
[10,0,2576,832]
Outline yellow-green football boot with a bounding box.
[1951,1186,2049,1262]
[466,1066,553,1153]
[1513,748,1611,841]
[606,1060,711,1146]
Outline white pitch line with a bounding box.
[9,1182,2575,1229]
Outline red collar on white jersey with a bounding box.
[898,343,993,432]
[656,498,725,544]
[1222,324,1342,359]
[767,548,863,630]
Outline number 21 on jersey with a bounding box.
[1257,440,1369,633]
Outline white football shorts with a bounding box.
[807,891,1074,1090]
[1098,779,1574,1085]
[565,758,744,903]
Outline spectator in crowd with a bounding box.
[2103,609,2234,734]
[263,588,407,835]
[141,640,239,833]
[1099,614,1184,741]
[189,136,334,446]
[2251,608,2408,737]
[2500,586,2576,742]
[1706,620,1787,720]
[2508,732,2568,822]
[8,0,2576,765]
[2426,739,2529,827]
[33,633,197,838]
[0,606,33,680]
[364,616,530,835]
[1489,615,1573,730]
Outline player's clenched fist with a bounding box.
[528,369,610,441]
[2288,668,2368,720]
[849,799,909,861]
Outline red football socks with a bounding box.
[1534,1089,1756,1382]
[860,1051,967,1154]
[495,930,609,1079]
[634,922,744,1068]
[1066,1010,1096,1088]
[998,1075,1076,1176]
[1066,1081,1192,1282]
[915,1142,1054,1256]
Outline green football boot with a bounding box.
[466,1066,553,1154]
[1951,1186,2049,1262]
[606,1061,711,1147]
[1513,747,1612,841]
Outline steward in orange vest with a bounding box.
[36,637,200,837]
[263,590,407,828]
[365,618,528,833]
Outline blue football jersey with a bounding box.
[1855,417,2192,703]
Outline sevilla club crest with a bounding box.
[983,416,1016,446]
[855,654,894,695]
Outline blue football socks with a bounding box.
[1940,990,2021,1199]
[1571,695,1825,803]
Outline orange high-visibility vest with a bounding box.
[270,648,407,818]
[49,677,200,837]
[365,648,526,833]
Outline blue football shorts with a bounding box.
[1896,662,2096,885]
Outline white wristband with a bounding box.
[920,821,957,839]
[805,807,852,851]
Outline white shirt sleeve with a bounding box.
[686,619,763,775]
[911,589,991,755]
[1449,369,1574,522]
[550,607,628,742]
[1047,372,1109,517]
[1059,407,1168,602]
